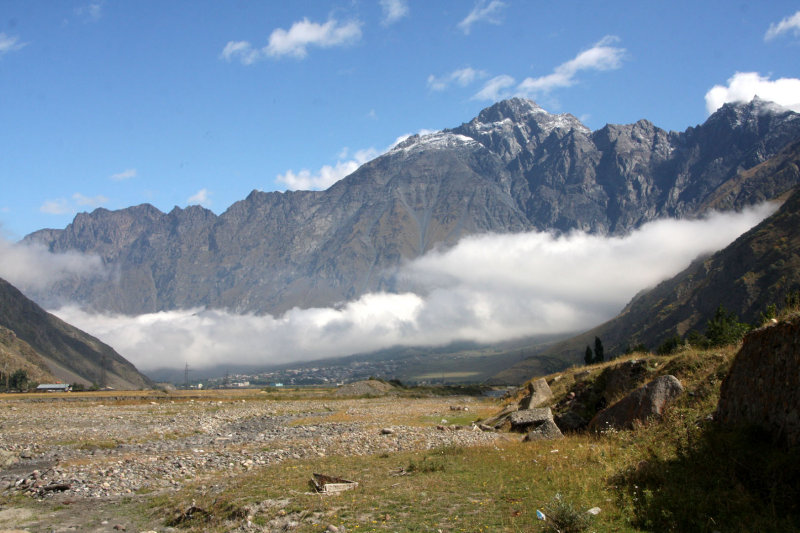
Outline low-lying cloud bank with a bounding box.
[48,203,776,372]
[0,238,104,293]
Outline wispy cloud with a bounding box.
[705,72,800,113]
[52,204,775,371]
[187,188,211,207]
[110,168,137,181]
[427,67,487,91]
[458,0,507,35]
[380,0,409,26]
[472,36,626,100]
[73,193,109,207]
[765,10,800,41]
[473,74,516,100]
[518,36,625,93]
[221,17,362,63]
[75,0,104,22]
[277,148,378,190]
[0,33,27,57]
[39,193,108,215]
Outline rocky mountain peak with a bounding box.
[450,98,590,163]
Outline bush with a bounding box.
[705,305,750,347]
[656,335,682,355]
[541,493,592,533]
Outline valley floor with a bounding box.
[1,358,797,533]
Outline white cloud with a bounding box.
[458,0,507,35]
[72,193,108,207]
[52,204,776,372]
[0,238,105,293]
[705,72,800,113]
[427,67,487,91]
[110,168,137,181]
[765,10,800,41]
[516,35,625,94]
[40,193,108,215]
[473,74,516,100]
[267,18,362,59]
[0,33,27,56]
[472,37,625,101]
[220,18,362,63]
[40,199,72,215]
[380,0,409,25]
[75,1,103,22]
[187,188,211,207]
[220,41,261,65]
[277,148,378,190]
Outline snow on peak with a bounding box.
[471,99,589,137]
[391,131,480,154]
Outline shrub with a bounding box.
[541,493,592,533]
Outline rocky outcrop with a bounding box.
[23,98,800,316]
[716,317,800,447]
[588,375,684,431]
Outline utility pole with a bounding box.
[100,354,108,389]
[184,362,190,389]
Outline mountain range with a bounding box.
[24,97,800,317]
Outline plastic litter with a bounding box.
[536,509,546,520]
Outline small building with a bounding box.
[36,383,72,392]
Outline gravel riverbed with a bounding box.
[0,394,501,502]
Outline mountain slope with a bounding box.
[495,178,800,384]
[24,98,800,316]
[0,278,153,389]
[0,324,59,385]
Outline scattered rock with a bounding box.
[588,375,684,432]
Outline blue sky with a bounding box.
[2,1,799,240]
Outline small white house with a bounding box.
[35,383,72,392]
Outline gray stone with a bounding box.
[519,378,553,409]
[509,407,554,432]
[589,375,684,432]
[522,418,563,441]
[716,317,800,447]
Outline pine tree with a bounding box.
[593,337,605,363]
[584,345,593,365]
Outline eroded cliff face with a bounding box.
[716,315,800,447]
[24,98,800,315]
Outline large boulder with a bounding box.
[518,378,553,409]
[716,317,800,447]
[588,375,684,432]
